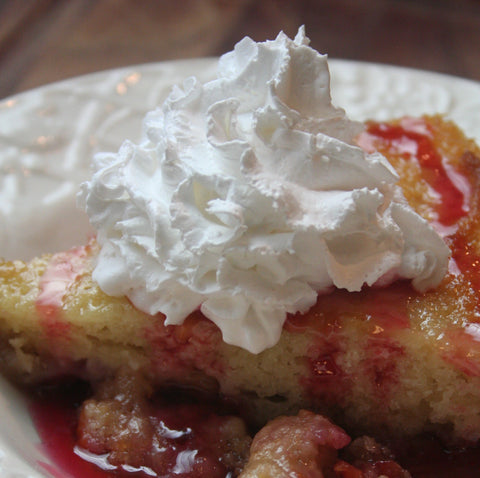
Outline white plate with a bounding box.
[1,58,480,477]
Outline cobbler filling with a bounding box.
[30,376,250,478]
[30,375,417,478]
[29,375,480,477]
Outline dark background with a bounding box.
[1,0,479,99]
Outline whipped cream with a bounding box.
[78,27,449,353]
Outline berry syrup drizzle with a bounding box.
[362,118,480,296]
[361,117,469,228]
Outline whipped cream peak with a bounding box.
[79,27,449,354]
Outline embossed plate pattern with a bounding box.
[0,59,480,477]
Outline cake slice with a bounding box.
[2,115,480,451]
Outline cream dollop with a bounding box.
[78,27,449,353]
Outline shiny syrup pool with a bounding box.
[29,381,241,478]
[30,382,113,478]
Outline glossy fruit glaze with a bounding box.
[362,117,469,227]
[30,381,249,478]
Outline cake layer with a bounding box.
[2,116,480,446]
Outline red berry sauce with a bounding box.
[29,381,248,477]
[360,117,469,228]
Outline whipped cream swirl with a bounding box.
[79,27,449,353]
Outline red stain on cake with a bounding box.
[358,288,409,399]
[286,295,346,405]
[311,354,342,380]
[36,243,91,340]
[360,117,469,227]
[305,348,347,407]
[364,337,406,395]
[145,311,225,382]
[287,285,412,406]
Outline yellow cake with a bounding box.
[2,115,480,453]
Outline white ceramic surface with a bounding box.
[1,58,480,477]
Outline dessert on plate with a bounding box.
[1,27,480,476]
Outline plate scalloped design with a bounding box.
[0,58,480,477]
